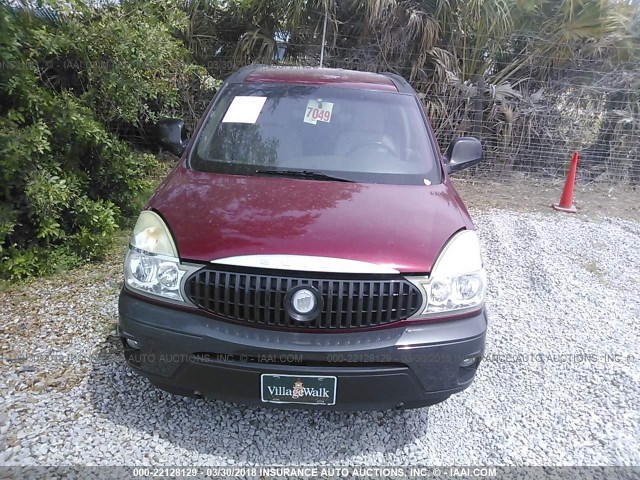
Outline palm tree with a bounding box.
[184,0,640,180]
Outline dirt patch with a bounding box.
[453,177,639,221]
[0,232,128,396]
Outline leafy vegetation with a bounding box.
[198,0,640,183]
[0,1,202,280]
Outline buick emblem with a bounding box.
[291,289,315,314]
[284,285,323,321]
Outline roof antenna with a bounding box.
[319,2,328,68]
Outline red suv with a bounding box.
[118,66,486,410]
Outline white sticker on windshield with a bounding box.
[222,96,267,123]
[304,99,333,125]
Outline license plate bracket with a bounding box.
[261,374,337,405]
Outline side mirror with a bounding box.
[443,136,482,174]
[156,118,189,157]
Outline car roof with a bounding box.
[228,65,403,93]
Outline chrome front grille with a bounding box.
[184,267,422,330]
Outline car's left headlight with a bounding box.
[124,211,190,302]
[407,230,486,319]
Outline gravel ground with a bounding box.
[1,209,639,467]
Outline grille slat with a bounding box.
[355,281,364,328]
[396,282,404,316]
[263,276,271,325]
[346,282,354,328]
[243,274,250,321]
[185,268,422,331]
[385,282,393,324]
[365,281,375,326]
[213,271,219,313]
[222,273,229,316]
[325,280,334,329]
[375,282,384,325]
[233,274,240,318]
[337,281,345,328]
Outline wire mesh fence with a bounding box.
[120,37,640,188]
[7,2,639,187]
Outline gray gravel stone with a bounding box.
[0,209,638,466]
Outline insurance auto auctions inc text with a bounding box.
[235,466,497,478]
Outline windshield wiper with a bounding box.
[255,169,354,183]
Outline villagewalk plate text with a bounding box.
[260,374,337,405]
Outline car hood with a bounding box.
[147,167,473,273]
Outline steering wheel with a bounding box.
[347,142,396,157]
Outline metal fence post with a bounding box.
[472,75,485,141]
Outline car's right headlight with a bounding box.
[124,211,190,302]
[407,230,486,319]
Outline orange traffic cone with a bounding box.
[553,152,579,213]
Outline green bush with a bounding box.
[47,1,205,127]
[0,2,197,280]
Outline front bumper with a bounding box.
[118,289,487,410]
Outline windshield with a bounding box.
[190,83,440,185]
